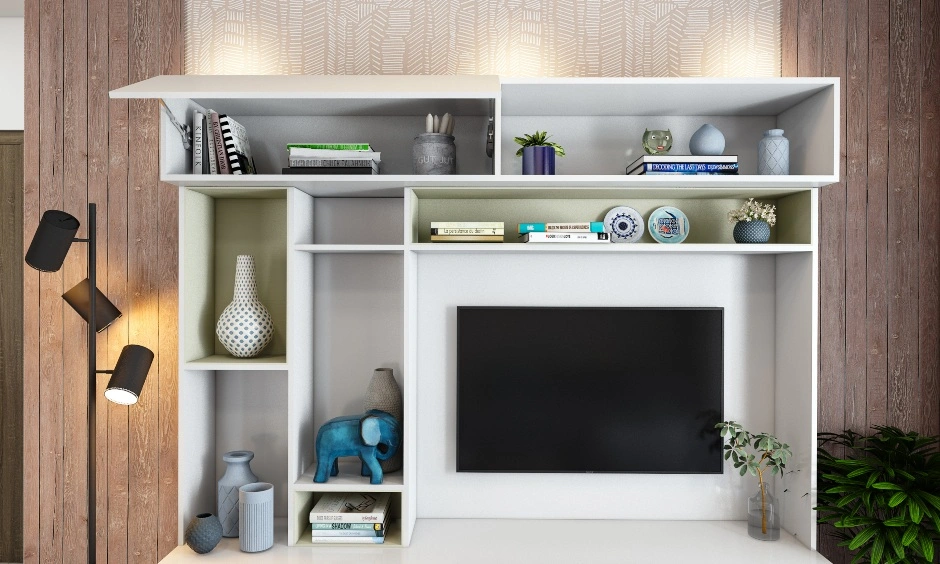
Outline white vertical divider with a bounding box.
[287,188,315,546]
[493,95,502,176]
[402,189,420,545]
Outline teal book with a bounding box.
[518,222,605,233]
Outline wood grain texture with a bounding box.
[158,0,182,559]
[22,0,40,561]
[781,0,798,77]
[88,0,111,559]
[919,0,940,439]
[867,0,890,431]
[62,0,90,560]
[886,0,920,431]
[0,132,24,563]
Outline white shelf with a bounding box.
[408,243,813,255]
[162,174,836,198]
[294,460,405,492]
[183,354,288,371]
[294,244,405,254]
[159,518,828,563]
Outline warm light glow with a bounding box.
[104,387,139,405]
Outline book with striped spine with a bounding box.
[219,115,255,175]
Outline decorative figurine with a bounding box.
[313,409,401,485]
[643,128,673,155]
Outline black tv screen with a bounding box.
[457,307,723,474]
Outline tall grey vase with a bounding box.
[218,450,258,537]
[216,255,275,358]
[757,129,789,175]
[364,368,403,473]
[239,482,274,552]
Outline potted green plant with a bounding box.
[728,198,776,243]
[514,130,565,175]
[817,426,940,563]
[717,420,792,540]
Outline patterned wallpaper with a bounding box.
[184,0,781,77]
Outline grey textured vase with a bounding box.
[688,123,725,155]
[758,129,789,175]
[216,255,275,358]
[733,220,771,243]
[413,133,456,174]
[184,513,223,554]
[239,482,274,552]
[364,368,403,473]
[218,450,258,537]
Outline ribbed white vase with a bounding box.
[216,255,274,358]
[239,482,274,552]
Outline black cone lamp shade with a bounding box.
[62,278,123,332]
[104,345,154,405]
[25,210,80,272]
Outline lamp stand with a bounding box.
[82,202,98,564]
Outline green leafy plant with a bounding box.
[513,130,566,157]
[717,420,792,535]
[817,426,940,564]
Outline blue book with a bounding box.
[628,162,739,175]
[518,222,605,233]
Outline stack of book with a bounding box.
[284,143,380,175]
[430,221,504,242]
[518,222,610,243]
[192,110,256,175]
[308,492,390,544]
[626,155,739,175]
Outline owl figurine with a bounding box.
[643,129,673,155]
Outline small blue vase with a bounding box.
[733,220,771,243]
[522,146,556,175]
[689,123,725,156]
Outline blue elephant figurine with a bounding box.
[313,409,401,484]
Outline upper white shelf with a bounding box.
[111,74,499,116]
[500,77,838,116]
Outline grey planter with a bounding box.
[413,133,456,174]
[733,220,771,243]
[239,482,274,552]
[184,513,223,554]
[218,450,258,537]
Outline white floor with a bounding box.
[161,518,832,563]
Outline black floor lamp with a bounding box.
[26,203,155,564]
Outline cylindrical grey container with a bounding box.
[413,133,456,174]
[239,482,274,552]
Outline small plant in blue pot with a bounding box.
[514,130,565,175]
[728,198,776,243]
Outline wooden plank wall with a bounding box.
[1,131,24,563]
[783,1,940,562]
[23,1,181,562]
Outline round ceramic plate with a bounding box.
[647,206,690,244]
[603,206,645,243]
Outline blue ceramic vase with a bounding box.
[184,513,223,554]
[218,450,258,537]
[689,123,725,156]
[733,220,771,243]
[522,146,556,175]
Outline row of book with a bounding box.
[192,110,256,175]
[429,222,612,243]
[627,154,739,175]
[283,143,381,175]
[308,492,390,544]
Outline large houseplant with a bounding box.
[717,420,792,540]
[817,426,940,564]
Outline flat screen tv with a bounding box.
[457,307,723,474]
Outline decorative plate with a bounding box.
[603,206,645,243]
[647,206,690,244]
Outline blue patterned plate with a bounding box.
[647,206,690,244]
[603,206,645,243]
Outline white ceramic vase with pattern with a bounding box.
[216,255,274,358]
[757,129,789,175]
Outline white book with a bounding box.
[192,111,204,174]
[430,221,504,229]
[522,232,610,243]
[289,148,381,162]
[308,535,385,544]
[309,492,390,523]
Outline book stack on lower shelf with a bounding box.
[430,221,504,243]
[284,143,381,175]
[626,155,739,175]
[308,492,390,544]
[519,222,610,243]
